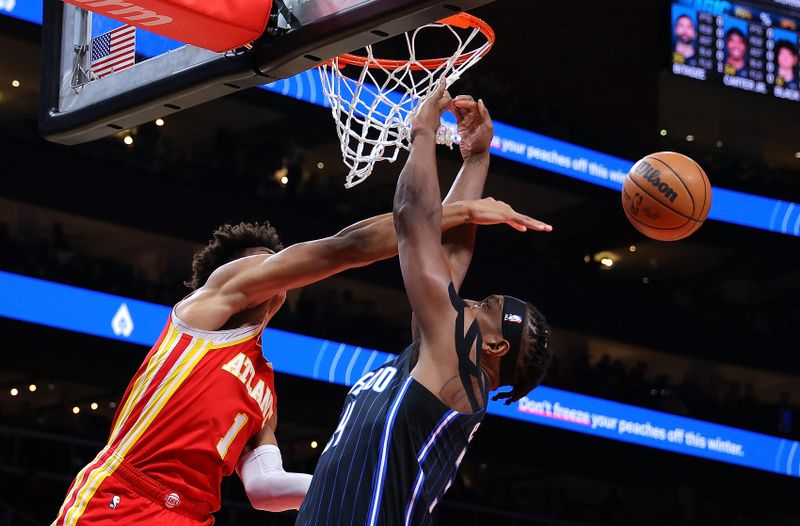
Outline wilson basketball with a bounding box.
[621,152,712,241]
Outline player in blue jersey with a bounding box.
[673,14,698,67]
[297,83,554,525]
[724,28,749,78]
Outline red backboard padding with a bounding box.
[65,0,273,52]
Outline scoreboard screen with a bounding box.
[671,0,800,101]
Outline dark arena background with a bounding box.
[2,0,800,524]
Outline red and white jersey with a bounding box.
[60,311,276,519]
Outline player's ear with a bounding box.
[483,338,509,358]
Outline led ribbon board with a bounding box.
[3,6,800,236]
[265,69,800,236]
[1,270,798,477]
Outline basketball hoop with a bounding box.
[319,13,495,188]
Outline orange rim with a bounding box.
[333,13,495,71]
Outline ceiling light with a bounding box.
[311,440,318,449]
[795,152,800,159]
[629,245,637,253]
[109,401,118,408]
[659,129,667,137]
[123,135,134,145]
[280,176,289,185]
[91,402,99,410]
[685,134,695,142]
[11,80,20,88]
[28,384,36,392]
[642,277,650,284]
[155,118,165,126]
[600,257,614,268]
[583,255,590,263]
[72,406,80,414]
[317,162,324,169]
[716,140,723,148]
[10,388,18,396]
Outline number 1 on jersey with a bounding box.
[217,413,248,460]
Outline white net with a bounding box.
[319,14,494,188]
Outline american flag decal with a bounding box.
[91,25,136,79]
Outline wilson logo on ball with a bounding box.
[634,161,679,204]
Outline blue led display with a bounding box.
[3,7,800,236]
[1,2,41,24]
[1,270,798,477]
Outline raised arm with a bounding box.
[442,96,493,292]
[443,97,552,290]
[394,84,493,413]
[393,82,459,342]
[396,85,553,412]
[178,196,538,331]
[409,97,551,339]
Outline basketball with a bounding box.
[621,151,712,241]
[9,2,798,524]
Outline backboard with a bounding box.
[39,0,495,145]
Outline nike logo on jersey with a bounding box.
[221,352,274,421]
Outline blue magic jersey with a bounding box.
[297,344,486,525]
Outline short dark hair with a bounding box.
[675,14,694,27]
[775,39,798,58]
[186,221,283,290]
[726,28,745,42]
[494,303,552,405]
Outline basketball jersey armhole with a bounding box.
[403,340,487,417]
[170,309,262,345]
[408,376,486,417]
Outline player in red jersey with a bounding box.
[53,171,546,523]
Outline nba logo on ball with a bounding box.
[621,151,712,241]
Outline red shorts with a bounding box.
[54,449,213,526]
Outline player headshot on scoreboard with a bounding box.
[774,38,799,90]
[724,25,749,78]
[672,8,698,67]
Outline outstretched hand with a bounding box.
[450,95,493,160]
[467,197,553,233]
[411,80,452,141]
